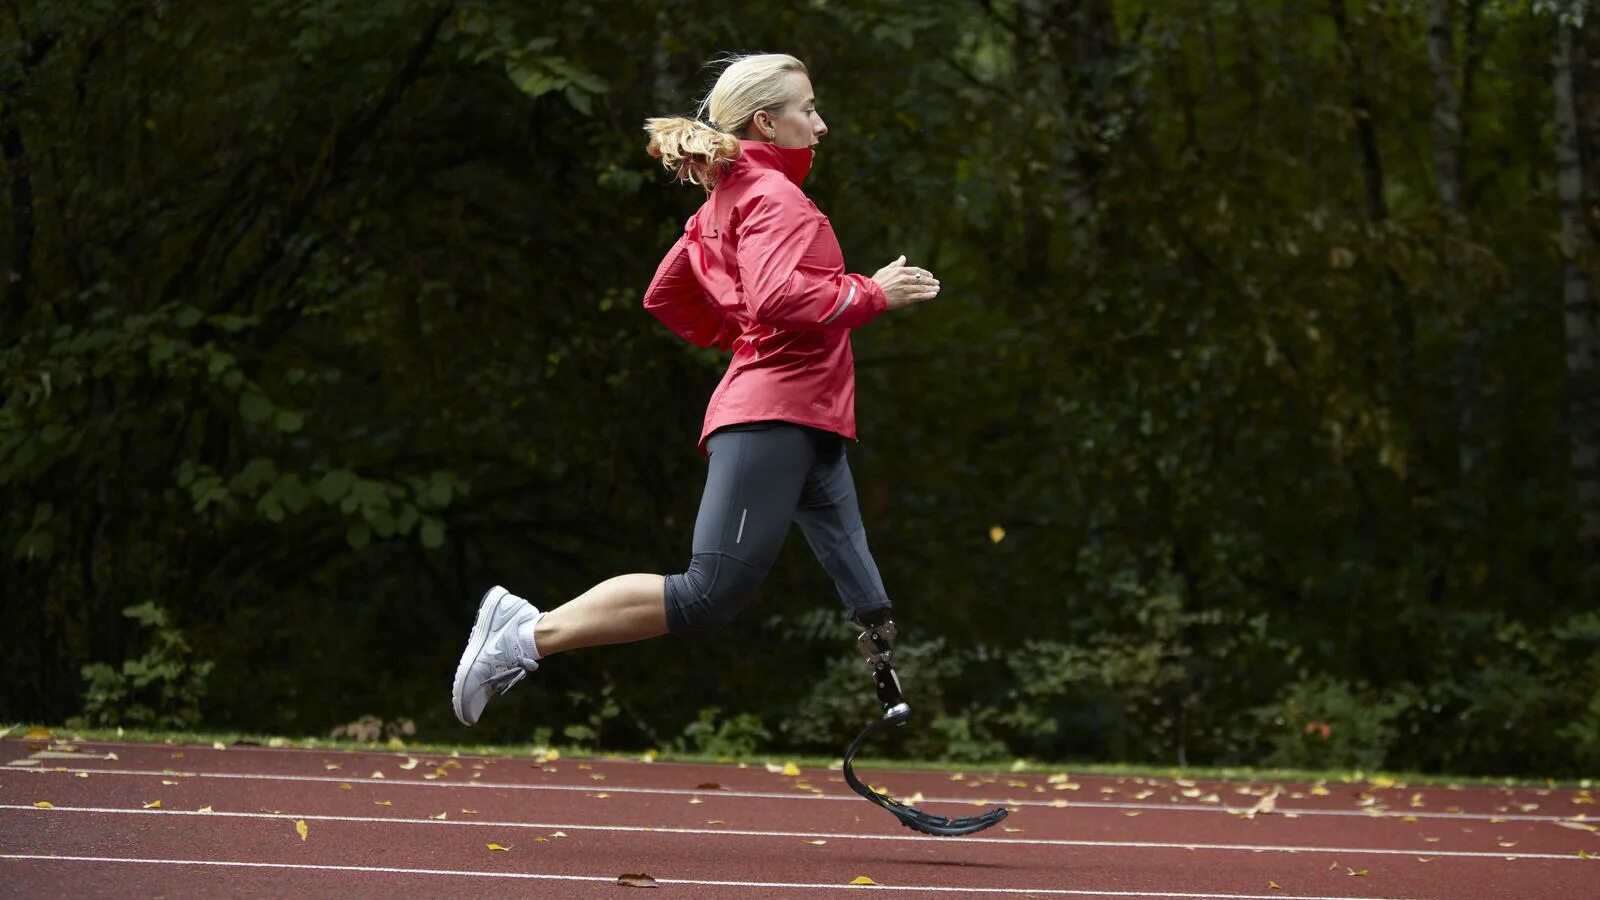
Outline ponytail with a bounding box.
[644,53,808,191]
[643,117,742,189]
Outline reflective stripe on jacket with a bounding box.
[643,140,888,452]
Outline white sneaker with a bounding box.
[452,586,542,726]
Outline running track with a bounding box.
[3,734,1596,897]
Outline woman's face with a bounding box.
[753,73,827,150]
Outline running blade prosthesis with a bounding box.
[842,618,1009,837]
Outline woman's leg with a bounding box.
[533,424,816,654]
[793,433,892,623]
[532,574,668,657]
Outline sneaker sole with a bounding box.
[451,585,510,726]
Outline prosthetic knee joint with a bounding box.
[855,610,909,722]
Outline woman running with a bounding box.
[453,52,940,727]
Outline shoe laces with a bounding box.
[484,661,534,695]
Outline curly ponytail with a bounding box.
[644,53,808,190]
[643,117,742,188]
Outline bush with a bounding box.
[70,603,214,730]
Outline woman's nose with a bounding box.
[815,117,828,137]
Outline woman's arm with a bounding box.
[734,185,887,331]
[642,235,737,350]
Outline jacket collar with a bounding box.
[736,140,813,186]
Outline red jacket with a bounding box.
[643,140,888,452]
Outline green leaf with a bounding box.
[239,391,272,424]
[317,469,356,504]
[419,516,446,549]
[274,408,305,433]
[346,522,372,549]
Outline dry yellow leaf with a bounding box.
[487,843,511,852]
[1123,811,1141,817]
[781,761,802,776]
[1555,820,1597,832]
[373,800,392,807]
[1268,882,1281,890]
[688,798,703,805]
[24,726,53,740]
[198,806,213,813]
[212,742,225,750]
[339,783,351,790]
[594,792,610,799]
[989,525,1006,543]
[143,800,161,809]
[430,812,448,820]
[849,876,879,885]
[706,820,726,825]
[806,839,827,845]
[399,758,420,770]
[32,801,53,809]
[552,831,567,838]
[295,819,308,841]
[369,771,385,779]
[1310,785,1330,796]
[1347,868,1368,877]
[1417,857,1432,862]
[324,763,340,770]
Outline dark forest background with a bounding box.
[5,0,1600,777]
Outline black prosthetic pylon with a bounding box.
[840,614,1009,837]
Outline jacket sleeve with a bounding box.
[734,185,887,331]
[642,235,737,351]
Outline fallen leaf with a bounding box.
[639,750,658,763]
[295,819,308,841]
[1499,841,1518,848]
[1417,857,1432,862]
[339,783,351,790]
[617,873,658,888]
[369,771,385,779]
[374,800,393,807]
[198,806,213,813]
[1310,785,1331,796]
[1268,882,1281,890]
[487,843,511,852]
[1003,826,1022,833]
[590,774,607,781]
[430,812,448,820]
[0,725,14,739]
[1346,868,1368,877]
[399,758,420,770]
[989,525,1006,543]
[688,798,703,805]
[143,800,162,809]
[212,742,225,750]
[32,801,53,809]
[782,761,802,776]
[461,808,477,814]
[849,876,880,885]
[1123,811,1142,817]
[171,752,184,759]
[533,837,548,843]
[706,820,726,825]
[806,839,827,845]
[1555,820,1598,832]
[324,763,340,770]
[552,831,567,838]
[24,726,53,740]
[74,772,88,778]
[1423,836,1441,842]
[594,792,610,799]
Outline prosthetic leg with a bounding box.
[840,612,1009,836]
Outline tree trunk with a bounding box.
[1553,4,1600,580]
[1430,0,1483,478]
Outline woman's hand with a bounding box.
[872,254,941,310]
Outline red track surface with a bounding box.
[3,735,1597,898]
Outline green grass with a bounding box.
[4,721,1592,791]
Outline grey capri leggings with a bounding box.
[664,421,892,633]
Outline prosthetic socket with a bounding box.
[855,611,909,719]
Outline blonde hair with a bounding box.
[644,53,808,189]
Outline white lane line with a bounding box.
[0,853,1420,899]
[3,805,1591,862]
[9,765,1583,826]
